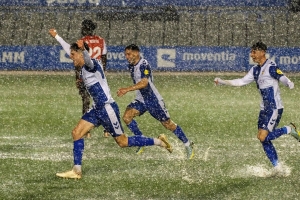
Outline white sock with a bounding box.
[285,126,292,134]
[184,141,190,147]
[73,165,82,173]
[153,138,162,146]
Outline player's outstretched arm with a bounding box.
[214,77,227,85]
[117,78,148,97]
[214,77,237,86]
[49,28,71,56]
[279,76,294,89]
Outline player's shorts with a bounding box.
[258,108,283,132]
[82,102,124,137]
[127,99,170,122]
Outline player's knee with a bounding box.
[117,141,127,148]
[162,120,176,131]
[71,128,79,140]
[257,133,266,142]
[114,135,128,147]
[122,113,133,125]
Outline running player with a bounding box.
[117,44,194,159]
[55,40,172,179]
[49,20,109,138]
[214,41,300,176]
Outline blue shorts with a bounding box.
[82,102,124,137]
[258,108,283,132]
[127,99,170,122]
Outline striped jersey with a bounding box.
[81,35,107,60]
[238,59,284,111]
[81,58,114,109]
[128,58,163,103]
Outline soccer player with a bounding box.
[214,41,300,176]
[49,20,110,138]
[80,19,110,138]
[55,40,172,179]
[117,44,194,159]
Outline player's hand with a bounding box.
[214,77,227,86]
[214,77,221,86]
[49,29,57,38]
[288,81,294,89]
[117,88,128,97]
[76,40,84,50]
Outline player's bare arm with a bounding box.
[117,78,148,97]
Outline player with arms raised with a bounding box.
[49,19,110,138]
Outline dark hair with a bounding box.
[125,44,140,52]
[82,19,97,31]
[251,41,267,51]
[70,42,90,52]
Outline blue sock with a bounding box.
[173,125,188,143]
[265,127,288,141]
[127,120,143,136]
[128,136,154,147]
[73,139,84,165]
[261,141,278,166]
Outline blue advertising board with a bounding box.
[0,0,288,7]
[0,45,299,72]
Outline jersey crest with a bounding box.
[276,69,283,75]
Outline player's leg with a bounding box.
[103,102,172,153]
[56,119,94,179]
[257,110,280,168]
[56,108,96,179]
[263,109,291,141]
[148,100,194,159]
[122,101,146,136]
[161,119,194,159]
[122,102,146,154]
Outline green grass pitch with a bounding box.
[0,72,300,200]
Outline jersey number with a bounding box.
[89,47,102,59]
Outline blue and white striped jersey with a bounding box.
[231,59,284,111]
[128,58,163,103]
[81,58,114,110]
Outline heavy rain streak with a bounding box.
[0,0,300,199]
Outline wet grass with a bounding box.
[0,72,300,199]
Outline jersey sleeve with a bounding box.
[83,50,94,70]
[269,65,284,80]
[139,61,151,79]
[55,35,71,56]
[225,67,254,86]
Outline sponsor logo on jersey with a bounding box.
[113,122,120,129]
[270,118,276,125]
[88,40,100,43]
[144,69,149,75]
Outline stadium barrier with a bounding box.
[0,0,288,7]
[0,45,299,72]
